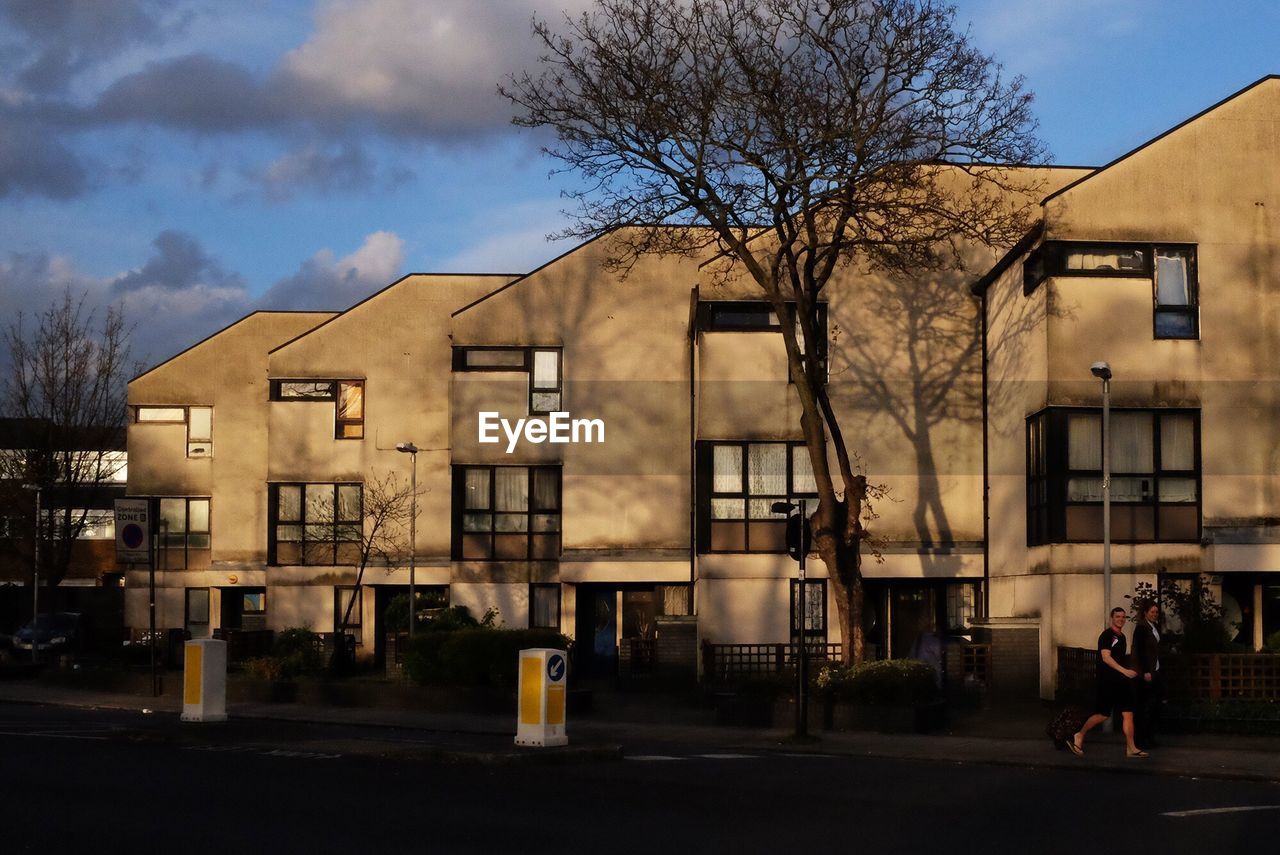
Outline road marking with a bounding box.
[694,753,757,759]
[777,752,838,759]
[626,755,683,761]
[183,744,341,761]
[1162,806,1280,818]
[0,729,108,741]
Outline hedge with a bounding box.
[403,628,569,688]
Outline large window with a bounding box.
[271,380,365,439]
[1022,241,1198,339]
[134,406,214,457]
[697,441,818,553]
[453,347,562,414]
[453,466,561,561]
[1027,408,1199,545]
[269,483,362,565]
[157,497,210,568]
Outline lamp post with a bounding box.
[1090,361,1112,619]
[21,484,41,664]
[396,442,419,638]
[772,498,810,739]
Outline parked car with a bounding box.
[13,613,85,655]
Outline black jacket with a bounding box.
[1132,622,1160,676]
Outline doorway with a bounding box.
[574,585,617,677]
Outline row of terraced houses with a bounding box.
[118,77,1280,697]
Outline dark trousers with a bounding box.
[1135,672,1163,749]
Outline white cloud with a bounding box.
[259,229,405,309]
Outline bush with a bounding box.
[403,628,568,688]
[268,627,325,679]
[817,659,938,705]
[1266,631,1280,654]
[244,656,283,681]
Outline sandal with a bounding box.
[1067,736,1084,757]
[1126,750,1150,758]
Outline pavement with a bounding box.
[1,676,1279,781]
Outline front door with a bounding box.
[575,586,617,677]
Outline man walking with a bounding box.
[1068,607,1147,758]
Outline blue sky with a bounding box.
[1,0,1277,369]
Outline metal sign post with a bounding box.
[796,499,808,739]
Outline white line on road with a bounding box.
[1161,806,1280,818]
[0,729,108,740]
[626,755,683,761]
[694,753,758,759]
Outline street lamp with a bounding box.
[1090,361,1112,620]
[21,484,41,664]
[395,442,419,638]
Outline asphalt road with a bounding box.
[0,704,1277,854]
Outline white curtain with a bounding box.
[1112,412,1153,472]
[747,443,786,495]
[1156,251,1192,306]
[1161,414,1195,470]
[713,445,743,493]
[1068,414,1101,469]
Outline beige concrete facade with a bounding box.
[985,77,1280,694]
[124,79,1280,690]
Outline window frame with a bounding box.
[133,405,214,458]
[452,346,563,414]
[185,587,211,637]
[334,585,363,644]
[1022,241,1199,340]
[268,482,363,566]
[451,465,562,562]
[697,440,819,554]
[270,379,366,440]
[156,496,211,568]
[790,578,828,642]
[696,301,829,383]
[529,583,561,630]
[1026,407,1201,546]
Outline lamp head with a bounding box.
[395,442,419,454]
[1089,361,1112,381]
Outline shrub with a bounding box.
[817,659,938,705]
[403,628,569,688]
[270,627,325,679]
[1266,631,1280,654]
[244,656,283,681]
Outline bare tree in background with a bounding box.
[504,0,1045,662]
[2,289,132,594]
[332,471,415,670]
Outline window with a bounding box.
[133,406,214,457]
[270,380,365,439]
[335,586,363,644]
[946,583,978,632]
[530,584,560,629]
[75,510,115,540]
[186,588,210,638]
[453,466,561,561]
[63,450,127,483]
[658,584,691,616]
[697,441,818,553]
[1026,408,1199,545]
[697,301,829,382]
[1022,241,1198,339]
[791,579,827,641]
[156,497,210,568]
[269,483,362,565]
[453,347,563,414]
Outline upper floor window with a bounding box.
[1027,408,1199,546]
[157,496,211,569]
[1022,242,1198,340]
[453,465,561,561]
[134,406,213,457]
[696,301,829,382]
[696,441,818,553]
[453,347,562,414]
[270,380,364,439]
[269,483,362,566]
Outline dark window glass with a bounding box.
[453,466,561,561]
[270,483,362,566]
[1027,408,1199,546]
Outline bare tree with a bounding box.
[332,470,415,669]
[2,289,132,593]
[504,0,1045,662]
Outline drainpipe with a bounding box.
[979,287,991,619]
[688,287,699,611]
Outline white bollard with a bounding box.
[514,648,568,747]
[181,638,228,723]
